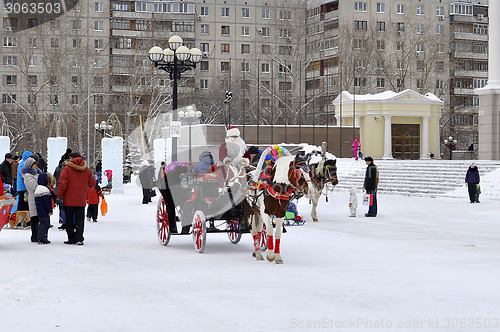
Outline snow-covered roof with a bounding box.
[332,89,444,106]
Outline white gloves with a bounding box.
[223,157,232,166]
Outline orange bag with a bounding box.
[100,198,108,216]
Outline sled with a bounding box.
[0,197,18,230]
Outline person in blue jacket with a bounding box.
[16,150,34,211]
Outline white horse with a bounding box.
[246,155,301,264]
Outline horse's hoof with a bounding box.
[313,218,318,222]
[252,252,256,257]
[275,259,284,264]
[266,253,275,262]
[255,251,264,260]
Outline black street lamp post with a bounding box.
[148,36,202,162]
[444,135,457,160]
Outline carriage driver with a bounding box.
[219,127,251,167]
[250,145,292,184]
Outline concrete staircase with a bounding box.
[334,159,500,199]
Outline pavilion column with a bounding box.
[382,115,393,159]
[421,116,430,159]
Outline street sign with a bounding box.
[170,121,181,138]
[224,91,233,103]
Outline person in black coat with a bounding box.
[0,152,13,192]
[139,160,156,204]
[34,173,53,244]
[363,156,379,217]
[36,153,48,173]
[465,162,480,203]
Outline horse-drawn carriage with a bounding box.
[155,143,338,263]
[156,162,267,253]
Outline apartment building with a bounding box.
[0,0,490,156]
[448,1,489,150]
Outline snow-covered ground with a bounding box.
[1,166,500,332]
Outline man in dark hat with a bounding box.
[248,146,262,167]
[363,156,378,217]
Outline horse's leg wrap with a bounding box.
[268,235,274,251]
[275,238,281,254]
[253,234,260,251]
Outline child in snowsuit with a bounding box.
[34,173,54,244]
[349,187,358,217]
[87,180,104,222]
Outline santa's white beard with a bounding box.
[225,137,246,161]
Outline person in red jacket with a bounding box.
[56,152,96,245]
[87,179,104,223]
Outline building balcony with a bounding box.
[454,70,488,78]
[454,52,488,60]
[453,87,477,95]
[452,32,488,42]
[323,10,339,21]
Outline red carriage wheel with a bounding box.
[192,210,207,253]
[156,197,171,246]
[260,223,268,251]
[227,220,242,244]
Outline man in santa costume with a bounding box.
[219,127,251,166]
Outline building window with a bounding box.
[397,79,404,88]
[135,1,147,12]
[241,44,250,54]
[397,4,404,14]
[416,42,424,53]
[116,37,131,49]
[2,94,16,104]
[242,26,250,36]
[241,62,250,72]
[377,3,385,13]
[95,2,103,12]
[261,63,270,73]
[436,6,444,16]
[3,17,17,28]
[221,44,229,53]
[261,81,270,90]
[94,58,103,68]
[95,39,104,50]
[221,62,230,72]
[436,80,444,89]
[417,23,424,34]
[279,10,291,20]
[241,8,250,18]
[27,18,37,28]
[95,21,103,31]
[354,20,367,31]
[3,37,17,47]
[200,6,208,16]
[436,24,443,34]
[354,2,367,12]
[377,21,385,32]
[261,27,269,37]
[279,64,292,74]
[2,75,17,86]
[262,44,270,54]
[417,5,424,15]
[71,76,78,87]
[50,19,59,29]
[397,22,405,32]
[262,9,270,19]
[71,95,78,105]
[49,95,59,105]
[221,7,229,17]
[280,29,291,38]
[377,78,385,88]
[112,19,131,30]
[279,82,292,91]
[279,46,292,55]
[436,61,444,72]
[28,38,36,48]
[28,56,37,67]
[473,78,487,89]
[72,19,81,30]
[396,41,404,51]
[200,79,208,89]
[416,61,424,72]
[397,60,403,70]
[28,94,36,105]
[416,79,422,89]
[2,56,16,66]
[355,39,366,50]
[201,25,209,34]
[50,38,59,48]
[221,25,230,35]
[200,61,209,71]
[377,40,385,50]
[199,43,209,53]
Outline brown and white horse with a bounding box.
[300,158,338,222]
[246,155,302,264]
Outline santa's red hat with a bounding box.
[226,127,240,137]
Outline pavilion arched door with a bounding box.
[392,124,420,160]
